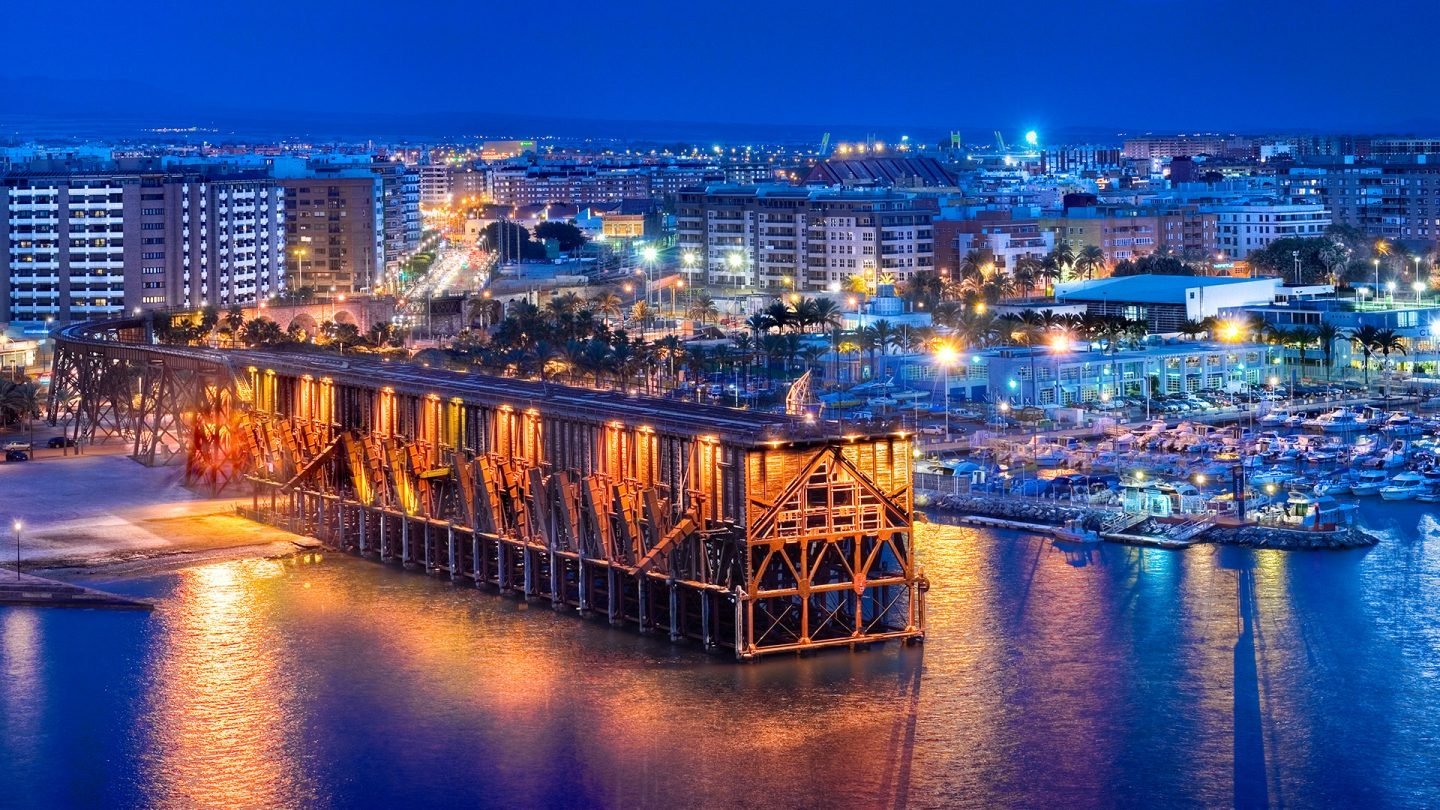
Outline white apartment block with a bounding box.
[1212,202,1331,259]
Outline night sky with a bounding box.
[4,0,1439,137]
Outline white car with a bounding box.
[919,425,946,436]
[3,441,31,452]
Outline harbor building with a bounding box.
[983,341,1276,408]
[1054,274,1282,333]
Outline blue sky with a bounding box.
[4,0,1438,136]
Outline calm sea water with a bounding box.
[4,500,1440,809]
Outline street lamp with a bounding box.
[12,519,20,580]
[1414,280,1427,301]
[1373,257,1381,298]
[935,343,958,438]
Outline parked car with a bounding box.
[3,440,31,452]
[5,450,29,462]
[918,425,946,436]
[46,436,76,448]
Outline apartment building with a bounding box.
[280,175,381,295]
[1211,201,1332,259]
[674,185,936,292]
[417,163,452,206]
[488,164,651,206]
[1,164,285,323]
[1040,204,1217,263]
[1284,159,1440,245]
[933,211,1055,280]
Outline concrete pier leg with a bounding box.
[637,578,649,633]
[577,559,590,613]
[472,534,483,585]
[401,519,412,568]
[497,543,510,591]
[522,547,534,598]
[608,568,620,625]
[447,526,458,580]
[669,582,681,641]
[549,550,561,608]
[358,509,368,556]
[379,513,388,561]
[701,591,713,649]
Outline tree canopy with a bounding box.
[533,221,589,252]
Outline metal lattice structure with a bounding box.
[53,318,926,659]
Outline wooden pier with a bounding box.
[51,318,926,659]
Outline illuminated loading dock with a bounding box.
[52,319,925,659]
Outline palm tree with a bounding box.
[630,301,654,338]
[745,312,776,336]
[868,319,897,377]
[811,297,843,333]
[1075,244,1107,280]
[1178,319,1207,340]
[590,292,624,326]
[764,300,797,332]
[1287,326,1318,380]
[1348,325,1382,390]
[685,292,719,324]
[956,250,989,287]
[1314,322,1342,381]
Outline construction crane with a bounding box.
[994,130,1007,152]
[819,132,831,155]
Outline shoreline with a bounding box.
[24,536,321,582]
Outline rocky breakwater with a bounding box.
[1205,524,1379,550]
[932,495,1095,528]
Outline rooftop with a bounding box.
[1056,274,1279,304]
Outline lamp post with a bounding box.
[292,247,309,297]
[12,519,20,580]
[1373,257,1381,301]
[640,245,659,305]
[935,343,957,439]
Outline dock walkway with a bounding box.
[0,570,152,610]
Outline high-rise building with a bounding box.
[675,185,936,291]
[280,174,381,296]
[1,162,285,323]
[417,163,452,206]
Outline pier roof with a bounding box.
[228,348,839,445]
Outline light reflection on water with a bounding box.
[3,510,1440,807]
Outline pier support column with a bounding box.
[607,568,620,625]
[701,591,713,649]
[472,534,483,586]
[497,542,510,592]
[549,549,562,609]
[669,581,681,641]
[401,518,412,568]
[358,509,368,556]
[521,547,534,598]
[637,578,649,633]
[447,526,458,580]
[577,558,590,614]
[379,513,389,561]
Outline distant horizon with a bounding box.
[7,99,1440,148]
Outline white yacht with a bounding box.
[1319,410,1367,434]
[1380,471,1426,501]
[1351,468,1390,496]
